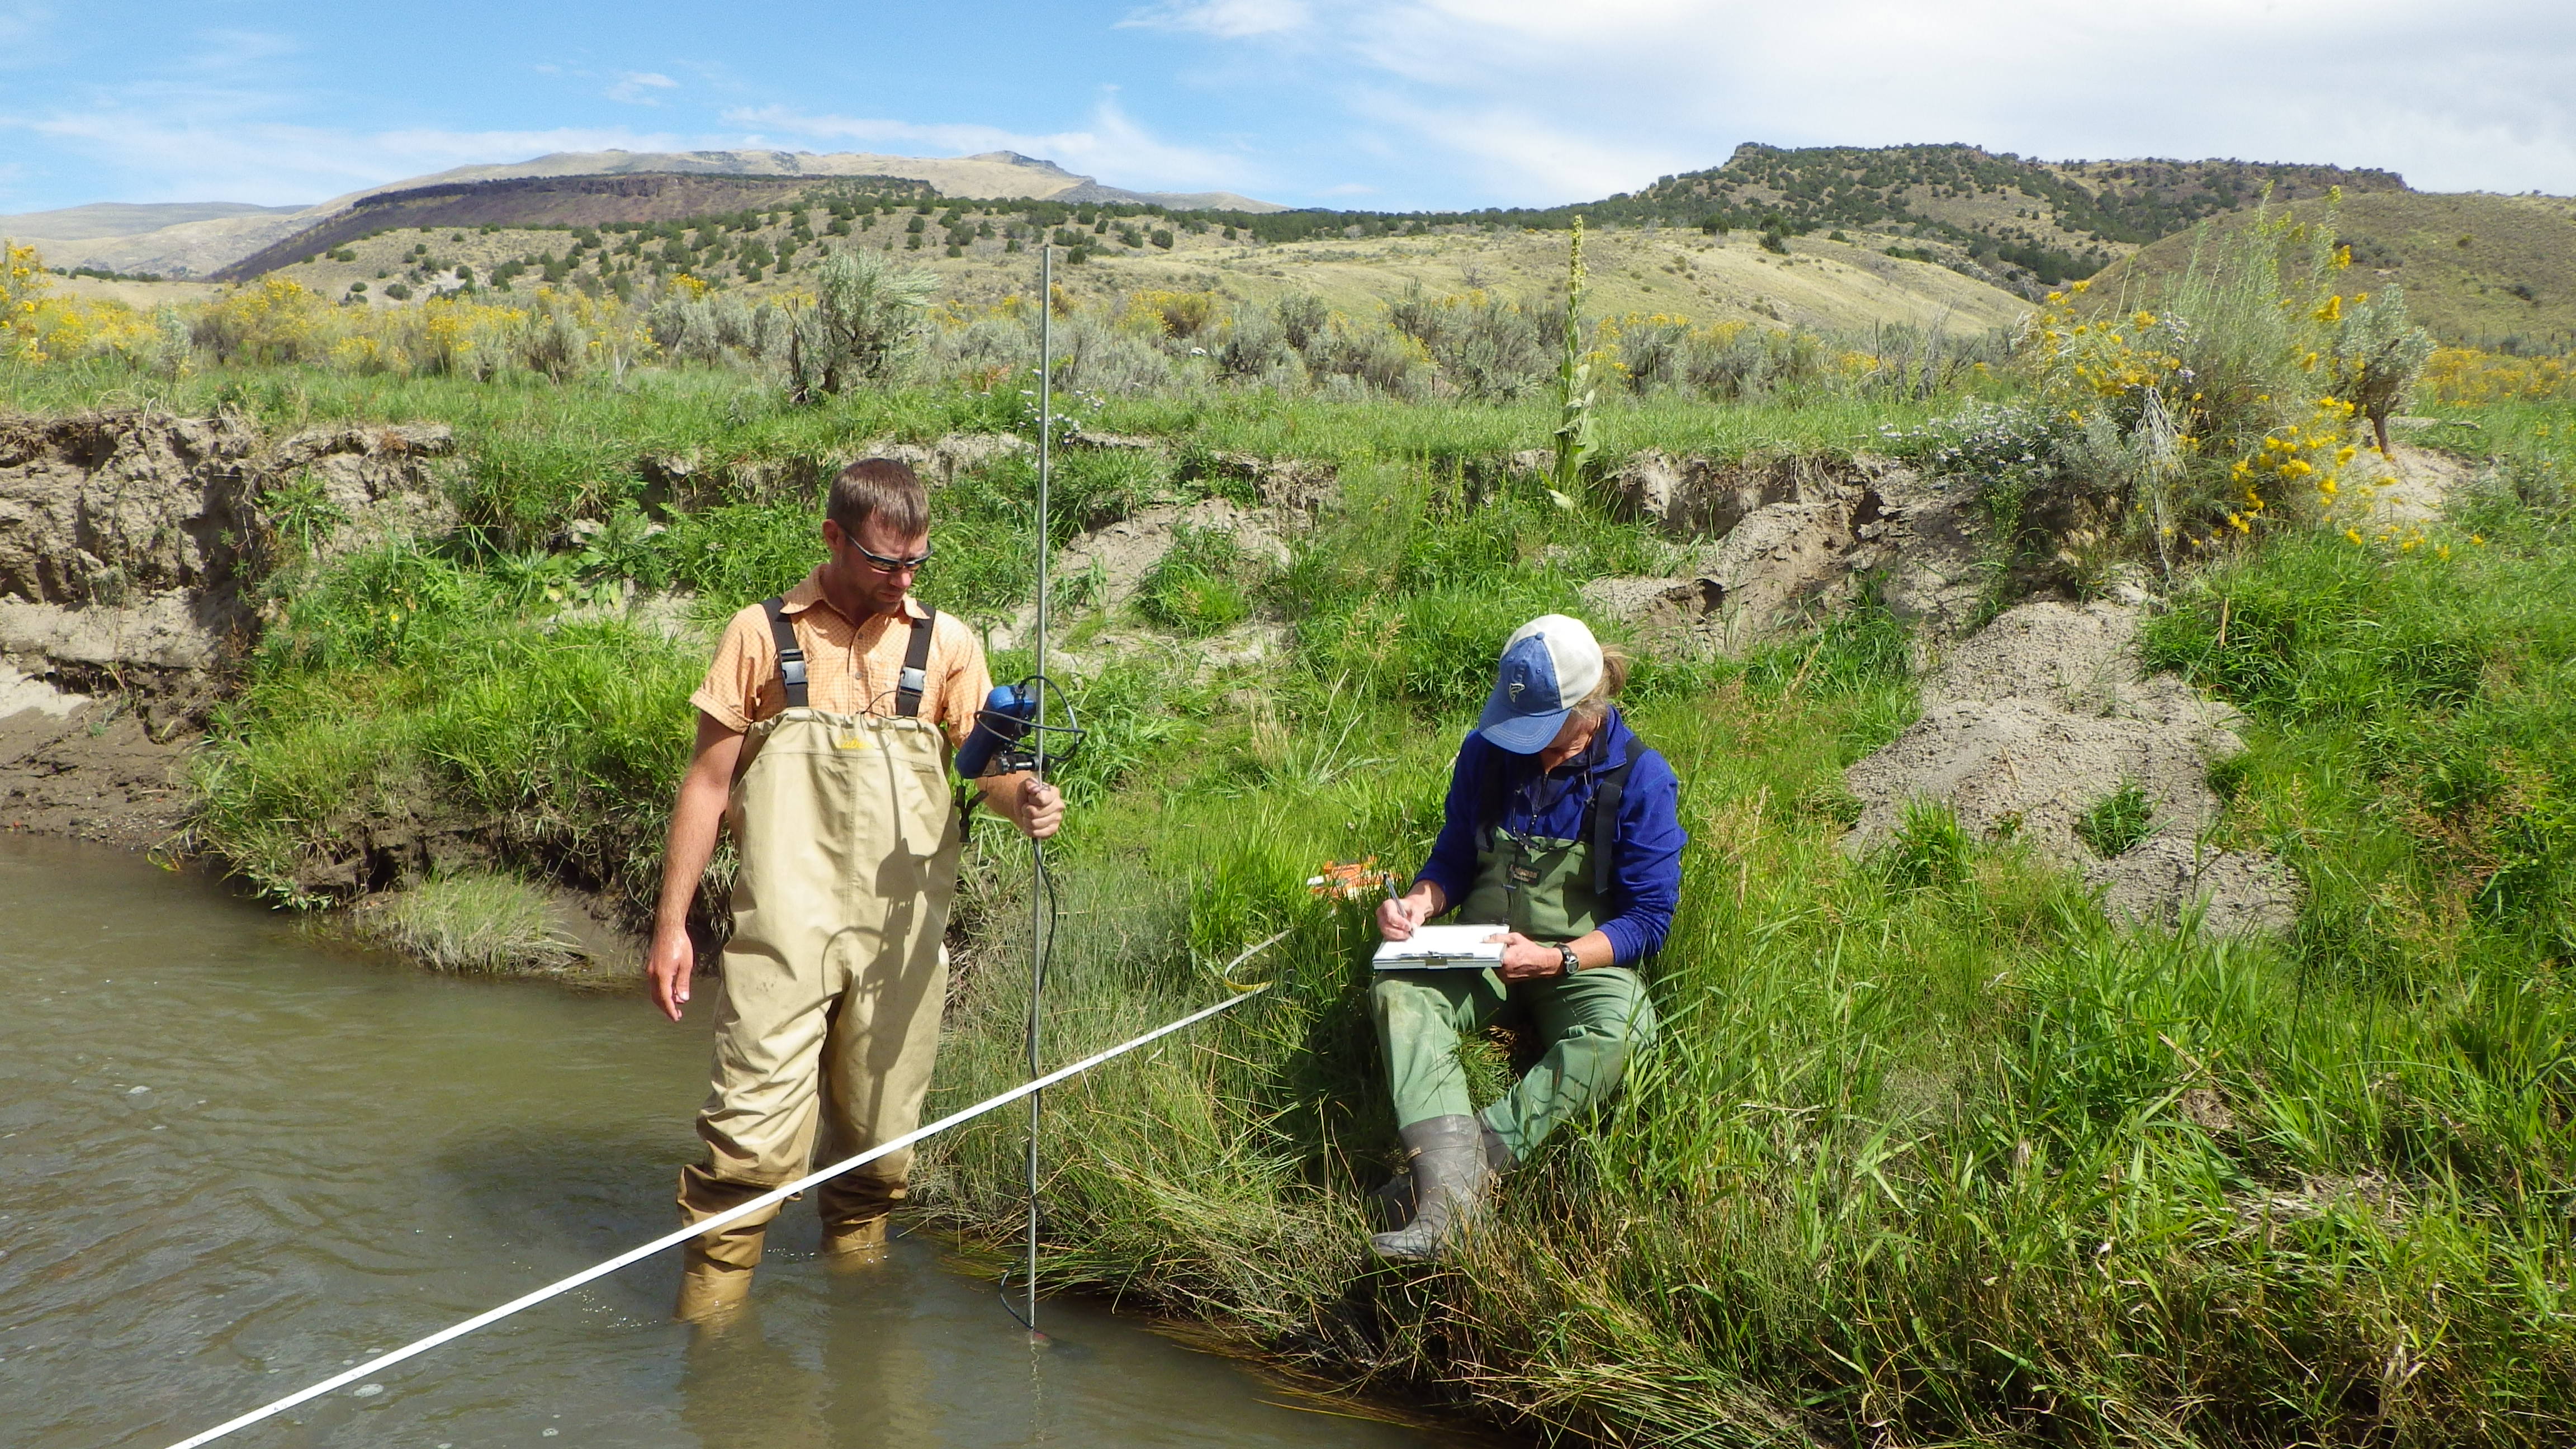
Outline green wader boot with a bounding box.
[1370,1115,1493,1261]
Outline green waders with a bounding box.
[1369,827,1658,1164]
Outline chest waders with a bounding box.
[1368,746,1659,1207]
[678,602,957,1311]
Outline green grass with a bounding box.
[1135,523,1256,636]
[922,567,2576,1442]
[2074,779,2158,858]
[86,356,2576,1443]
[2139,433,2576,983]
[353,869,579,973]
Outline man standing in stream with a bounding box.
[647,458,1064,1323]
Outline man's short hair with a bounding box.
[827,458,929,541]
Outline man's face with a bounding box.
[821,515,931,617]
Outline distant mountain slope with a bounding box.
[1614,143,2405,289]
[373,149,1283,213]
[251,187,2035,344]
[0,201,305,241]
[2093,191,2576,350]
[212,172,939,281]
[18,148,1283,279]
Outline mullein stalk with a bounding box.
[1551,215,1596,503]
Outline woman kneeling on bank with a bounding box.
[1371,614,1685,1261]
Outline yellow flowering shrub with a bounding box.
[2422,347,2575,404]
[1126,288,1219,338]
[0,242,163,364]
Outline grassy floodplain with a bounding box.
[8,319,2576,1445]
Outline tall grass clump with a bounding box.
[353,870,580,973]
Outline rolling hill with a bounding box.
[2091,190,2576,349]
[0,200,304,241]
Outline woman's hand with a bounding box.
[1377,882,1445,941]
[1490,931,1565,981]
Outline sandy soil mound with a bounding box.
[1844,600,2299,936]
[2341,443,2471,529]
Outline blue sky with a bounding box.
[3,1,2573,215]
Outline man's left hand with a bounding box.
[1490,931,1564,981]
[1011,778,1065,840]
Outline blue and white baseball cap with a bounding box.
[1476,614,1604,754]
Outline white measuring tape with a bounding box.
[159,971,1277,1449]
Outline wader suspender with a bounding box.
[761,597,807,708]
[1477,745,1640,897]
[1589,756,1633,896]
[894,607,935,718]
[760,596,938,717]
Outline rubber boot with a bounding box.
[821,1213,891,1271]
[674,1165,771,1324]
[675,1237,758,1323]
[1477,1108,1518,1173]
[1369,1115,1491,1262]
[1367,1171,1415,1232]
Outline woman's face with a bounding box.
[1536,712,1598,771]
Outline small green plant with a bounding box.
[1873,797,1974,890]
[2333,284,2436,455]
[2075,778,2157,857]
[261,471,347,561]
[1136,525,1253,636]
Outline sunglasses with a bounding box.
[853,541,935,574]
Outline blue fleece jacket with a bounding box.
[1414,709,1685,965]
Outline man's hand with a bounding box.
[1377,882,1445,941]
[1491,931,1566,981]
[1009,777,1064,840]
[648,926,694,1022]
[648,712,741,1024]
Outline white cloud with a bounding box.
[727,96,1259,192]
[605,71,679,106]
[1121,0,1311,39]
[1171,0,2576,201]
[9,112,704,205]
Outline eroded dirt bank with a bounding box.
[8,405,2457,959]
[0,410,458,847]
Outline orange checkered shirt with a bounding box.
[689,569,992,754]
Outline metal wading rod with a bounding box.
[154,970,1281,1449]
[1025,242,1053,1336]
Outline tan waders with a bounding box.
[1369,805,1658,1261]
[678,604,960,1320]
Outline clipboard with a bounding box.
[1372,924,1507,970]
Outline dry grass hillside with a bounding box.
[2094,191,2576,349]
[238,202,2030,340]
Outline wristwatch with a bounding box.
[1557,943,1581,976]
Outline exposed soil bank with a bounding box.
[0,409,458,855]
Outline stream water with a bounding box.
[0,835,1452,1449]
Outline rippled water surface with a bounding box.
[0,836,1448,1449]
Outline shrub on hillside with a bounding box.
[788,246,936,399]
